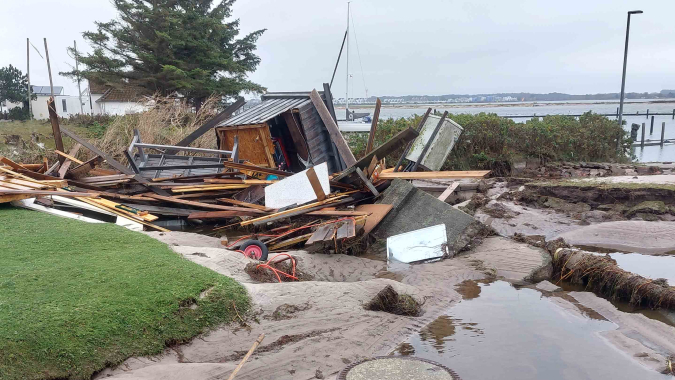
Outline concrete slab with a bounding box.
[375,179,477,257]
[462,236,552,282]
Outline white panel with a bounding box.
[264,162,330,209]
[386,224,447,264]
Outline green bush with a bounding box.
[7,106,29,121]
[347,112,632,174]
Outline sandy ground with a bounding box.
[572,174,675,184]
[555,220,675,255]
[95,230,675,379]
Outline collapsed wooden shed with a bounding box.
[215,92,345,174]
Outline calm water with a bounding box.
[345,100,675,162]
[609,253,675,285]
[394,281,670,380]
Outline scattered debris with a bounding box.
[365,285,422,317]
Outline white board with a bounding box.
[406,115,463,171]
[386,224,447,264]
[264,162,330,209]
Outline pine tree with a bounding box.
[0,65,29,105]
[62,0,265,109]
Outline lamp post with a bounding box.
[617,10,643,131]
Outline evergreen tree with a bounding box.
[63,0,265,109]
[0,65,30,105]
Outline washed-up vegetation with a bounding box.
[349,112,632,174]
[0,207,249,380]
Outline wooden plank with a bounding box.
[282,111,310,161]
[0,157,30,171]
[309,89,356,166]
[240,196,346,226]
[305,166,326,201]
[216,198,275,212]
[437,182,460,202]
[222,161,293,177]
[394,108,432,172]
[257,126,276,167]
[86,197,159,222]
[47,97,65,164]
[58,143,82,178]
[365,155,378,178]
[170,184,250,193]
[68,195,170,232]
[378,170,490,180]
[306,225,335,245]
[335,219,356,240]
[165,97,245,155]
[0,162,43,170]
[0,189,96,197]
[16,169,62,181]
[355,167,379,196]
[188,210,261,219]
[144,193,268,214]
[355,204,393,234]
[306,210,369,216]
[67,156,103,179]
[365,98,381,154]
[353,127,419,172]
[204,178,276,185]
[269,233,313,250]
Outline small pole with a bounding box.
[641,122,645,147]
[26,38,32,119]
[650,115,654,134]
[646,109,649,119]
[43,38,54,97]
[672,108,674,119]
[661,122,666,146]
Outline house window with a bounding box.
[62,99,67,113]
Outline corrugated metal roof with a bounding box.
[218,97,311,127]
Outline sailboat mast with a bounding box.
[345,2,350,120]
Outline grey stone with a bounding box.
[375,179,477,257]
[536,280,562,292]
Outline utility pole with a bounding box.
[617,11,643,136]
[345,1,350,121]
[26,38,32,119]
[44,38,54,97]
[74,40,83,114]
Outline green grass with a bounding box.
[0,120,90,149]
[0,206,249,380]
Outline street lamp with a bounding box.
[617,10,643,131]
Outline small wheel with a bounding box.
[240,239,269,261]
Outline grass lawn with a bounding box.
[0,119,91,149]
[0,206,249,380]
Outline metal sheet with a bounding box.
[219,97,310,127]
[405,115,464,171]
[386,224,447,264]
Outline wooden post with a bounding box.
[650,115,654,134]
[26,38,32,119]
[646,109,649,119]
[394,108,431,172]
[47,97,65,164]
[365,98,381,154]
[661,122,666,146]
[412,111,448,172]
[672,109,674,119]
[309,89,356,167]
[226,334,265,380]
[616,107,619,118]
[43,38,54,97]
[640,122,645,148]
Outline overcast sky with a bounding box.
[1,0,673,99]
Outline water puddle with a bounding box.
[394,281,670,380]
[609,253,675,285]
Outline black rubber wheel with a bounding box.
[239,239,269,261]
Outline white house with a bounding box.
[88,81,149,116]
[2,85,86,120]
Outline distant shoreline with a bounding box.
[336,99,675,110]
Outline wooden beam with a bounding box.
[144,193,267,214]
[309,89,356,166]
[355,167,379,196]
[437,182,460,202]
[47,97,65,164]
[216,198,274,212]
[365,98,381,154]
[188,210,261,219]
[55,149,84,165]
[239,196,346,226]
[305,166,326,201]
[378,170,490,180]
[67,156,103,179]
[57,143,82,178]
[165,97,245,155]
[0,157,30,172]
[269,233,313,250]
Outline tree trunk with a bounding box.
[194,97,204,113]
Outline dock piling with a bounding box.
[646,109,649,119]
[650,116,654,134]
[661,122,666,146]
[641,123,645,148]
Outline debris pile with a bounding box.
[1,87,490,281]
[365,285,422,316]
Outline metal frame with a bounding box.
[127,129,239,178]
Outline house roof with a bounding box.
[217,92,327,127]
[96,86,150,103]
[88,81,108,95]
[31,85,63,96]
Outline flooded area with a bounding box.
[394,281,671,380]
